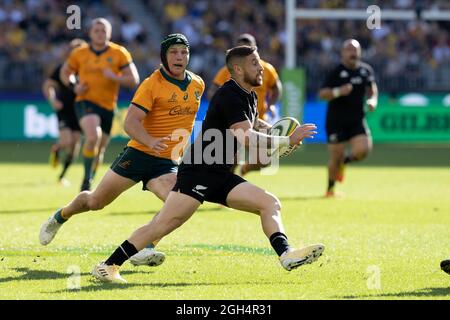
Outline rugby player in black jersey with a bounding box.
[42,39,86,185]
[91,46,325,283]
[319,39,378,197]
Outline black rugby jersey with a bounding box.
[49,64,76,109]
[321,62,375,121]
[181,79,258,171]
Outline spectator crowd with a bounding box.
[0,0,449,95]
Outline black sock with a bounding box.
[59,155,73,179]
[269,232,291,257]
[328,179,336,191]
[344,154,354,164]
[105,240,138,266]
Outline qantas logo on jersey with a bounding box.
[169,105,196,116]
[168,93,177,103]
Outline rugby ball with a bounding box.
[268,117,301,158]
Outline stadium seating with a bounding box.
[0,0,448,95]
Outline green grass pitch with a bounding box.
[0,142,449,299]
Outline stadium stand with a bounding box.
[0,0,448,95]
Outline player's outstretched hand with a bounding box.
[149,136,170,154]
[289,123,317,146]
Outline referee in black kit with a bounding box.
[319,39,378,197]
[91,45,324,283]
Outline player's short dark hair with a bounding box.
[225,45,257,74]
[236,33,257,47]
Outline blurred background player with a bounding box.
[60,17,140,191]
[42,38,86,186]
[208,33,282,176]
[319,39,378,197]
[40,33,205,267]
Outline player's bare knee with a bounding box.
[149,175,176,201]
[358,151,369,160]
[151,189,166,201]
[159,174,176,190]
[353,148,371,160]
[86,194,105,211]
[150,187,169,202]
[261,194,281,214]
[84,141,97,151]
[85,135,100,149]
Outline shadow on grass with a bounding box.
[48,278,280,293]
[107,206,224,216]
[186,243,274,256]
[0,267,148,284]
[0,205,224,217]
[49,280,223,293]
[338,287,450,299]
[106,198,331,217]
[279,195,328,201]
[0,207,58,215]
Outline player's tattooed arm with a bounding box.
[231,120,316,150]
[253,118,271,132]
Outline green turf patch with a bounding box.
[0,145,449,299]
